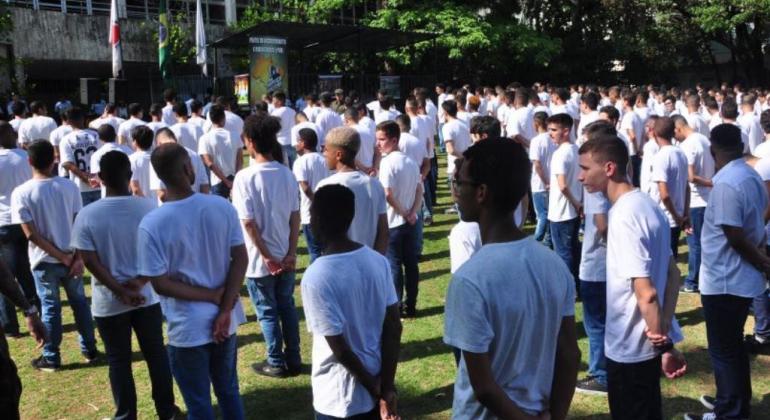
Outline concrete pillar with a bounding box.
[225,0,237,25]
[14,60,26,95]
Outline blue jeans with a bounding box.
[282,145,297,169]
[631,155,642,188]
[415,212,424,257]
[81,190,101,207]
[211,175,234,199]
[168,335,243,420]
[0,225,37,335]
[702,294,753,419]
[32,262,96,364]
[422,177,434,217]
[580,280,607,386]
[685,207,705,289]
[532,191,551,247]
[246,273,301,369]
[315,407,378,420]
[429,155,438,206]
[550,217,581,281]
[753,288,770,339]
[95,304,176,420]
[387,223,419,310]
[303,224,323,263]
[438,123,445,153]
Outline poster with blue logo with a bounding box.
[249,36,288,105]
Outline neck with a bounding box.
[252,152,272,164]
[335,162,356,173]
[478,210,525,245]
[105,185,131,197]
[32,168,52,180]
[606,179,635,204]
[164,185,194,202]
[322,236,360,255]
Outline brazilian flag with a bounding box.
[158,0,169,79]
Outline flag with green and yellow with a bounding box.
[158,0,169,79]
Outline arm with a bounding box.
[371,149,382,176]
[199,184,211,194]
[445,139,461,158]
[146,273,222,304]
[0,259,46,347]
[212,244,248,342]
[325,334,381,398]
[633,277,664,339]
[549,316,580,420]
[533,160,548,187]
[384,188,409,219]
[379,303,403,418]
[78,250,144,306]
[130,180,145,197]
[201,153,232,188]
[298,180,314,201]
[20,221,74,266]
[420,158,431,180]
[464,351,546,420]
[660,256,681,335]
[61,162,91,185]
[374,214,389,255]
[407,183,424,224]
[594,213,608,240]
[556,174,582,214]
[724,225,770,275]
[242,219,282,273]
[282,211,300,271]
[235,146,244,172]
[688,164,713,187]
[657,182,683,226]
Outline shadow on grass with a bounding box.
[400,383,454,418]
[421,268,449,282]
[421,249,449,261]
[676,306,704,328]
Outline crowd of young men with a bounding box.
[0,81,768,420]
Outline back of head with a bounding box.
[379,95,391,110]
[395,114,411,133]
[209,104,226,125]
[653,116,675,139]
[65,106,85,124]
[11,101,25,117]
[671,114,688,130]
[151,142,188,184]
[470,116,501,138]
[173,103,188,118]
[514,88,529,105]
[273,90,286,103]
[686,94,700,109]
[105,102,118,114]
[320,92,334,106]
[30,100,46,115]
[311,184,355,240]
[132,125,154,150]
[128,102,143,117]
[761,109,770,135]
[298,128,318,151]
[27,140,55,171]
[99,151,131,189]
[720,99,739,119]
[0,121,16,148]
[583,120,616,141]
[97,124,117,143]
[533,111,548,129]
[344,107,359,123]
[578,134,629,177]
[710,123,744,154]
[243,113,281,155]
[155,127,177,145]
[190,100,203,114]
[149,103,163,117]
[441,99,458,117]
[581,91,600,110]
[462,138,530,214]
[163,88,176,103]
[468,95,481,111]
[599,105,620,122]
[555,87,570,103]
[325,126,360,162]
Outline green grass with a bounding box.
[8,155,770,419]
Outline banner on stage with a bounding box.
[380,76,401,99]
[249,36,288,105]
[234,74,249,106]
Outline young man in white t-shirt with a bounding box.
[301,184,402,420]
[576,92,600,145]
[149,128,210,203]
[17,101,57,149]
[442,100,472,214]
[376,121,423,318]
[547,113,582,283]
[317,127,389,255]
[737,94,764,153]
[90,124,132,178]
[170,103,203,152]
[673,116,715,293]
[58,107,102,206]
[578,135,686,419]
[640,115,661,195]
[145,104,169,134]
[292,128,329,262]
[650,117,690,259]
[445,138,580,419]
[71,151,180,420]
[620,94,644,186]
[270,90,297,168]
[137,143,247,419]
[117,103,147,146]
[685,125,770,420]
[10,140,98,371]
[128,125,157,203]
[315,92,344,149]
[199,104,243,198]
[0,122,37,338]
[529,111,555,247]
[753,109,770,158]
[231,114,302,379]
[161,88,177,126]
[344,108,378,176]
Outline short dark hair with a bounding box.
[599,105,620,122]
[462,138,530,214]
[29,100,45,114]
[273,90,286,102]
[173,103,188,118]
[469,116,500,138]
[546,113,573,129]
[27,140,55,170]
[97,124,117,143]
[578,134,629,177]
[209,104,226,125]
[163,88,176,103]
[0,121,15,149]
[190,100,203,114]
[311,184,355,241]
[151,142,188,184]
[533,111,548,129]
[344,107,359,122]
[581,92,600,110]
[298,128,318,151]
[65,106,84,123]
[131,125,154,150]
[710,123,744,153]
[155,127,177,144]
[149,103,163,117]
[760,109,770,135]
[441,100,458,117]
[653,117,675,139]
[243,113,282,156]
[720,100,739,119]
[98,151,131,189]
[555,88,570,102]
[583,120,616,140]
[128,103,143,116]
[376,120,400,140]
[395,114,411,132]
[105,102,117,114]
[11,101,25,117]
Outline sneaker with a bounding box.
[424,216,433,226]
[744,334,770,355]
[31,356,60,372]
[82,350,101,364]
[252,361,288,378]
[444,207,458,215]
[575,376,608,395]
[400,306,416,319]
[699,395,716,411]
[680,285,699,294]
[286,364,302,377]
[684,413,716,420]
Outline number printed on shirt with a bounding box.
[74,146,97,172]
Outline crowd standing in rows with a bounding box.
[0,81,769,420]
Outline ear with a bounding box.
[476,183,488,205]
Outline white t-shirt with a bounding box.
[353,125,376,168]
[137,193,246,348]
[9,117,24,133]
[149,146,209,195]
[700,159,768,298]
[271,106,297,147]
[650,144,688,227]
[444,238,575,418]
[89,115,125,132]
[737,113,764,153]
[301,246,398,418]
[359,116,376,139]
[605,190,683,363]
[579,191,609,282]
[0,149,32,227]
[11,177,82,269]
[129,150,157,205]
[232,161,300,278]
[145,121,168,134]
[505,106,535,139]
[161,104,176,126]
[315,108,343,146]
[117,117,147,143]
[303,106,320,123]
[71,196,160,317]
[198,127,242,186]
[17,115,57,146]
[640,140,660,195]
[90,142,132,174]
[620,110,644,154]
[685,112,710,138]
[679,132,715,208]
[448,221,481,274]
[753,141,770,159]
[291,121,320,149]
[548,143,582,222]
[59,129,101,192]
[316,171,386,248]
[379,151,421,229]
[457,111,472,126]
[292,153,329,225]
[528,133,556,193]
[374,109,401,125]
[752,157,770,245]
[189,115,206,131]
[442,119,471,175]
[576,110,600,144]
[398,132,427,167]
[170,121,203,152]
[49,124,73,148]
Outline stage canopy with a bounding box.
[210,20,437,53]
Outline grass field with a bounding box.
[7,155,770,419]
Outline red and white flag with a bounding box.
[109,0,123,79]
